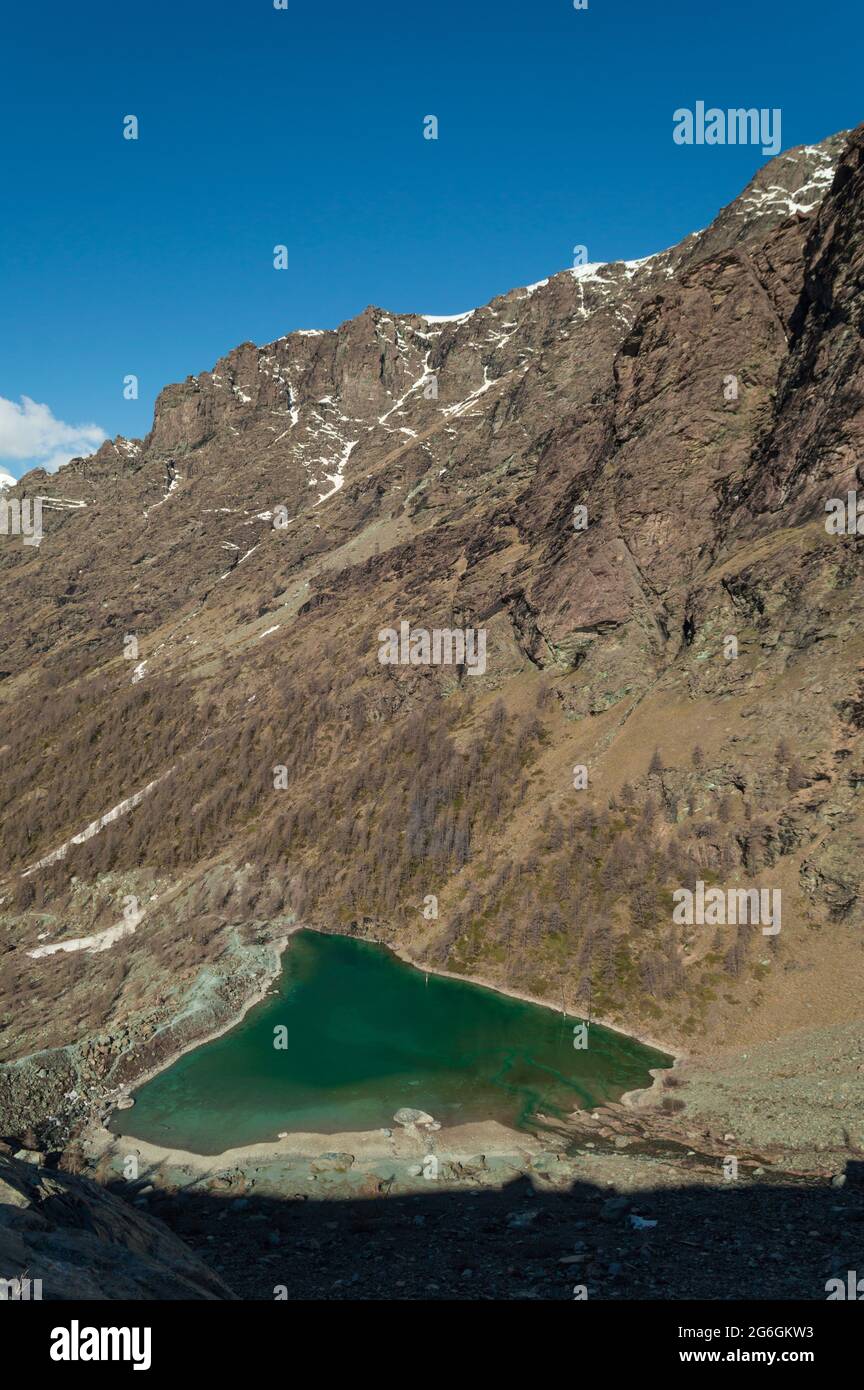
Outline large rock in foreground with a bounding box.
[0,1152,236,1300]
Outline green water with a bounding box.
[112,930,671,1154]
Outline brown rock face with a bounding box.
[1,127,863,1141]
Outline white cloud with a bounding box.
[0,395,106,474]
[0,468,16,489]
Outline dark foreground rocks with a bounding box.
[106,1158,864,1302]
[0,1151,236,1300]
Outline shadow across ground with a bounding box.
[106,1160,864,1301]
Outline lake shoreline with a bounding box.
[374,933,680,1121]
[104,922,677,1160]
[90,1115,544,1178]
[374,931,679,1066]
[108,924,301,1107]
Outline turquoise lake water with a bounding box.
[112,930,671,1154]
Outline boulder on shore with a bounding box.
[393,1107,437,1133]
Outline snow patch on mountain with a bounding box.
[28,902,146,958]
[22,774,171,877]
[422,310,475,324]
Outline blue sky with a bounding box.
[1,0,861,478]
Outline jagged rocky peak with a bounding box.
[681,130,849,266]
[113,133,847,472]
[29,131,846,515]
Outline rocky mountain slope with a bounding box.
[0,1147,234,1298]
[0,126,862,1159]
